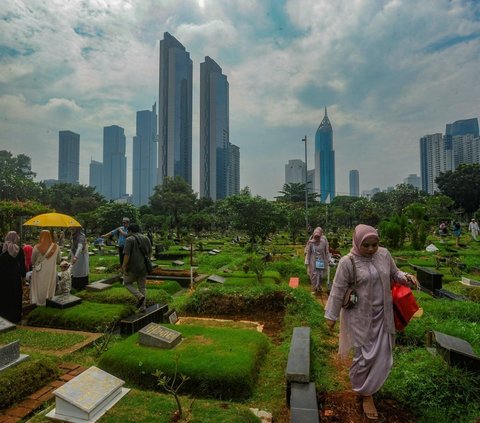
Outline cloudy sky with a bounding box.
[1,0,479,199]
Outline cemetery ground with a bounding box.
[1,232,480,422]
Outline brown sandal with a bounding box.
[362,396,378,420]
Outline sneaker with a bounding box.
[136,295,145,309]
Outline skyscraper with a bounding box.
[228,142,240,196]
[89,159,103,193]
[200,56,229,200]
[58,130,79,184]
[420,133,445,194]
[445,118,479,138]
[285,159,306,185]
[315,108,335,203]
[349,169,359,197]
[158,32,193,186]
[403,174,421,190]
[102,125,126,201]
[133,104,158,206]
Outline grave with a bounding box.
[286,327,310,383]
[289,277,299,288]
[0,317,15,334]
[120,303,169,335]
[426,330,480,374]
[461,276,480,287]
[172,260,185,266]
[211,249,221,253]
[0,340,29,373]
[208,251,217,255]
[207,274,226,284]
[85,282,113,292]
[290,382,319,423]
[47,294,82,309]
[96,275,122,285]
[46,366,129,423]
[163,309,179,324]
[138,323,182,349]
[436,288,467,301]
[412,266,443,296]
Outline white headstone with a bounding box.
[85,282,113,292]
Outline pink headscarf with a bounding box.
[310,227,323,242]
[350,224,379,256]
[2,231,20,258]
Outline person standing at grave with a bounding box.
[0,231,26,323]
[453,222,461,247]
[70,226,89,290]
[305,226,331,294]
[122,223,152,313]
[468,218,479,241]
[102,217,129,265]
[324,224,419,420]
[30,230,61,306]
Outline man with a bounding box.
[122,223,152,312]
[469,218,479,241]
[102,217,130,265]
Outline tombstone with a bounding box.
[290,382,319,423]
[0,341,29,373]
[207,274,226,284]
[426,331,480,374]
[286,327,310,383]
[138,323,182,349]
[413,266,443,296]
[120,303,169,335]
[172,260,185,266]
[181,246,191,251]
[461,276,480,287]
[163,309,179,325]
[211,249,221,253]
[208,251,217,255]
[0,317,15,334]
[47,294,82,309]
[46,366,130,422]
[289,277,299,288]
[85,282,113,292]
[436,289,467,301]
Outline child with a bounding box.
[57,260,72,296]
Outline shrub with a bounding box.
[77,285,172,307]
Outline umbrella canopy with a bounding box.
[23,212,81,228]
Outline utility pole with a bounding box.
[302,136,309,232]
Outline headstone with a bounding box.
[286,327,310,383]
[0,341,29,372]
[47,294,82,309]
[85,282,113,292]
[289,277,299,288]
[0,317,15,334]
[120,303,169,335]
[426,331,480,374]
[207,274,226,284]
[138,323,182,349]
[461,276,480,287]
[172,260,184,266]
[46,366,129,423]
[413,266,443,296]
[208,251,217,255]
[163,309,179,324]
[436,289,467,301]
[290,382,319,423]
[211,249,221,253]
[181,246,191,251]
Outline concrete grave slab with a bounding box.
[85,282,112,292]
[207,274,226,284]
[120,303,168,335]
[139,323,182,349]
[47,294,82,309]
[0,340,29,373]
[0,317,15,334]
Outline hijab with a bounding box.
[36,230,57,258]
[2,231,20,257]
[305,226,323,255]
[350,224,379,257]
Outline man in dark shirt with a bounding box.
[121,223,152,312]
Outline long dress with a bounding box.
[30,245,61,306]
[70,231,89,290]
[0,249,26,322]
[306,236,330,291]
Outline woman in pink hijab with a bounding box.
[324,224,419,420]
[305,226,331,293]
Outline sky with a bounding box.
[1,0,479,200]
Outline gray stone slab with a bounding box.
[286,327,310,383]
[0,341,29,372]
[208,251,217,255]
[120,303,168,335]
[290,408,319,423]
[461,277,480,287]
[164,309,179,324]
[172,260,185,266]
[207,274,226,284]
[139,323,182,349]
[0,317,15,334]
[47,294,82,309]
[85,282,113,292]
[211,249,221,253]
[290,382,319,422]
[47,366,129,422]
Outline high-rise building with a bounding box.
[403,174,421,190]
[200,56,229,200]
[285,159,306,185]
[58,130,79,184]
[133,104,158,206]
[158,32,193,186]
[102,125,126,201]
[420,133,446,194]
[349,169,359,197]
[452,134,480,166]
[315,107,335,203]
[307,169,315,194]
[445,118,479,138]
[228,142,240,196]
[89,159,103,193]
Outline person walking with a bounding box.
[121,224,152,313]
[324,224,419,420]
[70,227,89,290]
[102,217,130,265]
[0,231,26,323]
[468,219,479,241]
[305,226,331,293]
[452,222,461,247]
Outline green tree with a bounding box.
[43,183,105,215]
[0,200,51,235]
[275,182,318,203]
[94,203,140,235]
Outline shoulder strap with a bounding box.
[347,254,357,289]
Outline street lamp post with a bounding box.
[302,136,309,231]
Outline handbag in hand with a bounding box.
[342,255,358,309]
[391,281,419,331]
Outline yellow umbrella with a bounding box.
[23,212,81,228]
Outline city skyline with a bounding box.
[1,1,480,199]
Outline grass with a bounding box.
[0,328,88,351]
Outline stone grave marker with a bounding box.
[163,309,179,324]
[0,341,29,373]
[208,251,217,255]
[461,276,480,287]
[207,274,225,284]
[172,260,185,266]
[47,294,82,310]
[0,317,15,334]
[139,323,182,349]
[86,281,113,292]
[120,303,168,335]
[211,249,221,253]
[46,366,129,423]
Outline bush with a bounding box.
[77,285,172,307]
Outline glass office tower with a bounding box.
[58,130,80,184]
[102,125,126,201]
[315,108,335,203]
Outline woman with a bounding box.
[324,224,418,420]
[30,230,61,306]
[70,227,89,290]
[0,231,26,322]
[305,226,331,293]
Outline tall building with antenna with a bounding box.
[315,107,335,203]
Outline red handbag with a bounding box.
[391,283,419,331]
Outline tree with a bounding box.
[0,200,51,235]
[149,177,197,240]
[94,203,140,235]
[43,183,105,215]
[275,183,318,203]
[436,164,480,215]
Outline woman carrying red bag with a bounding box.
[324,224,419,420]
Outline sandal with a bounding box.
[362,396,378,420]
